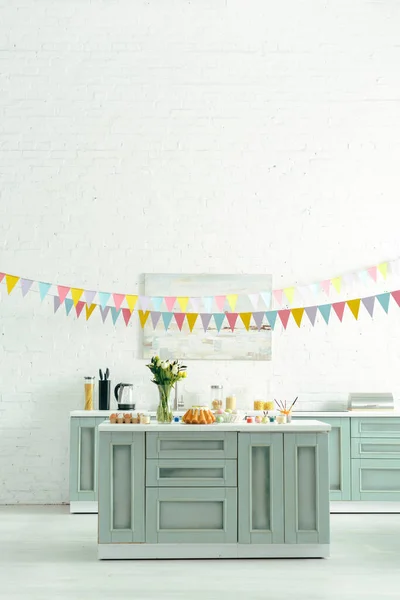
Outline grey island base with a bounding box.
[97,420,331,560]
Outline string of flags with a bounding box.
[1,270,400,331]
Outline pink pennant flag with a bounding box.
[75,301,85,318]
[391,290,400,307]
[122,308,132,326]
[174,313,186,331]
[215,295,226,311]
[332,301,346,322]
[165,296,176,311]
[226,313,238,332]
[321,280,331,296]
[273,289,283,306]
[113,293,125,310]
[0,273,4,283]
[367,266,378,282]
[278,309,291,329]
[57,285,70,304]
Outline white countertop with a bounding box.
[98,419,331,433]
[72,409,400,418]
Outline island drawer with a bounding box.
[146,432,237,459]
[146,459,237,487]
[351,418,400,438]
[351,437,400,459]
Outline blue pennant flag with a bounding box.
[39,282,51,301]
[65,298,74,316]
[162,312,174,330]
[318,303,332,324]
[265,310,277,329]
[213,313,225,332]
[98,292,111,309]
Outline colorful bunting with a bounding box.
[200,313,212,332]
[71,288,84,307]
[273,289,283,306]
[186,313,198,332]
[111,307,121,325]
[151,297,163,311]
[58,285,70,304]
[177,297,189,312]
[65,298,74,316]
[54,296,62,313]
[378,262,388,279]
[213,313,225,332]
[248,294,259,309]
[347,299,361,320]
[239,312,252,331]
[215,296,226,312]
[113,293,125,311]
[162,312,174,330]
[75,301,85,318]
[126,294,138,311]
[6,275,19,294]
[203,297,213,313]
[305,306,318,326]
[138,295,150,311]
[226,313,238,332]
[85,303,96,320]
[138,309,150,328]
[331,277,342,294]
[321,280,331,296]
[332,301,346,322]
[150,310,160,329]
[123,308,133,326]
[265,310,278,330]
[174,313,186,331]
[21,279,33,297]
[391,290,400,308]
[253,312,265,330]
[165,296,176,312]
[190,297,201,312]
[291,308,304,328]
[284,287,296,306]
[362,296,375,317]
[278,309,291,329]
[376,293,390,313]
[85,290,97,305]
[260,291,271,309]
[226,294,238,311]
[368,266,378,282]
[39,282,51,301]
[0,273,4,283]
[318,304,331,324]
[99,306,110,323]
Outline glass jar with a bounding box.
[226,395,236,411]
[210,385,223,410]
[254,400,264,411]
[84,376,95,410]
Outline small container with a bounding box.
[173,416,180,423]
[253,400,264,411]
[286,412,292,423]
[255,415,262,423]
[140,413,150,424]
[264,401,274,411]
[276,414,287,424]
[211,385,224,410]
[246,416,254,424]
[269,416,276,423]
[226,395,236,411]
[84,376,95,411]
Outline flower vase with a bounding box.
[157,384,173,423]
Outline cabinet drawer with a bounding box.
[146,487,237,543]
[351,437,400,459]
[351,418,400,438]
[146,459,237,487]
[351,459,400,500]
[146,432,237,459]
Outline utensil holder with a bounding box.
[99,380,110,410]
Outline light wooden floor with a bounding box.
[0,506,399,599]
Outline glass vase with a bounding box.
[157,384,173,423]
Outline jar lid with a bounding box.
[211,385,223,389]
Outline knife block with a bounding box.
[98,380,110,410]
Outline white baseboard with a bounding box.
[70,501,98,514]
[331,501,400,513]
[98,543,330,560]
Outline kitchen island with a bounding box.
[97,420,331,559]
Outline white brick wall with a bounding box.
[1,0,400,503]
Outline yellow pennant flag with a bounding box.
[347,299,361,320]
[126,294,138,311]
[378,262,388,279]
[284,287,296,305]
[5,274,19,294]
[138,310,150,328]
[71,288,84,306]
[291,308,304,328]
[331,277,342,294]
[177,297,189,312]
[85,303,97,320]
[239,312,252,331]
[186,313,198,332]
[226,294,238,311]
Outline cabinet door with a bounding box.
[284,433,330,545]
[351,459,400,500]
[98,431,145,543]
[238,433,284,544]
[69,418,98,502]
[146,487,237,544]
[294,417,351,500]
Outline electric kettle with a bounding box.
[114,383,135,410]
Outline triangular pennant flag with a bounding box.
[99,306,110,323]
[265,311,278,330]
[318,304,332,324]
[71,288,84,306]
[6,275,19,294]
[260,291,271,309]
[138,309,150,328]
[226,294,238,311]
[75,301,85,318]
[190,297,201,312]
[85,303,97,321]
[378,262,388,279]
[226,313,239,332]
[98,292,111,309]
[367,266,378,282]
[138,296,150,311]
[298,286,310,303]
[162,312,174,330]
[111,307,121,325]
[215,295,226,311]
[0,273,4,283]
[213,313,225,332]
[305,306,318,326]
[123,308,133,326]
[362,296,375,317]
[248,294,259,309]
[177,297,189,312]
[278,309,291,329]
[331,277,342,294]
[200,313,212,332]
[291,308,304,328]
[332,301,346,322]
[126,294,138,311]
[358,270,369,284]
[65,298,74,316]
[253,312,265,330]
[174,313,186,331]
[151,297,163,311]
[186,313,198,332]
[273,289,283,306]
[39,282,51,301]
[343,272,354,287]
[321,280,331,296]
[239,312,252,331]
[391,290,400,308]
[283,287,296,306]
[347,299,361,320]
[54,296,61,313]
[85,290,97,305]
[376,293,390,313]
[203,297,213,313]
[58,285,70,304]
[150,311,161,329]
[310,283,320,296]
[165,296,176,312]
[113,293,125,311]
[21,279,33,297]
